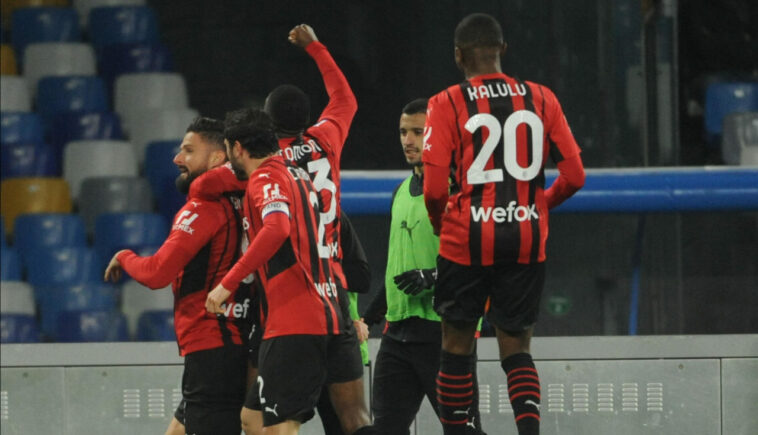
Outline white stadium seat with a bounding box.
[114,72,188,133]
[1,75,31,112]
[0,281,36,315]
[24,42,97,98]
[121,279,173,338]
[127,107,198,164]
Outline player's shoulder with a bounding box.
[179,197,226,219]
[524,80,559,102]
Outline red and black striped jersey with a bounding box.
[276,40,357,290]
[422,72,582,265]
[118,164,252,356]
[241,155,347,339]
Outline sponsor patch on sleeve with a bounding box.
[261,201,290,219]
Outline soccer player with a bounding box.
[104,117,253,435]
[205,108,376,435]
[362,98,483,434]
[422,13,586,435]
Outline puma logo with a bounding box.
[525,399,541,409]
[400,219,420,240]
[265,404,279,417]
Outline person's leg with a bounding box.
[316,387,345,435]
[437,319,478,435]
[496,327,539,435]
[372,338,426,434]
[164,417,185,435]
[242,361,264,435]
[328,377,372,434]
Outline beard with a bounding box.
[229,157,248,180]
[175,170,202,194]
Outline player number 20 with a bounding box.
[465,110,543,184]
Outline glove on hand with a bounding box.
[393,268,437,295]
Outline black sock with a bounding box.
[437,350,476,435]
[501,352,540,435]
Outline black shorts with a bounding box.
[434,256,545,332]
[247,321,263,368]
[180,345,248,435]
[247,330,364,427]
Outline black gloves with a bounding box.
[393,268,437,295]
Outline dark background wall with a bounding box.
[147,0,757,336]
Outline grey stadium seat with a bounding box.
[78,176,154,234]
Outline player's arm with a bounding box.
[361,284,387,328]
[104,204,221,289]
[340,209,371,294]
[422,93,455,235]
[542,86,586,209]
[189,163,247,200]
[290,24,357,149]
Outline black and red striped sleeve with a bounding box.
[423,92,456,233]
[117,201,223,289]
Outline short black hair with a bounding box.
[454,13,503,50]
[223,108,279,159]
[264,84,310,133]
[402,98,428,116]
[186,116,225,150]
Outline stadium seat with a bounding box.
[0,216,6,245]
[0,313,40,343]
[23,42,96,97]
[98,41,173,90]
[73,0,146,27]
[93,212,168,267]
[127,108,198,164]
[36,75,108,121]
[1,75,32,112]
[121,279,173,337]
[25,246,100,287]
[0,177,72,234]
[48,110,124,152]
[88,5,158,55]
[1,44,18,75]
[37,281,119,338]
[143,139,183,218]
[704,82,758,143]
[136,309,175,341]
[62,139,138,200]
[13,213,86,265]
[0,281,36,315]
[1,141,59,179]
[1,246,23,280]
[113,72,188,133]
[2,0,69,28]
[11,7,80,66]
[1,112,44,144]
[78,175,153,233]
[55,309,129,342]
[722,111,758,166]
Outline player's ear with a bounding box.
[501,42,507,56]
[454,46,464,70]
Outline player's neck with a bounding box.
[247,154,276,176]
[465,63,502,79]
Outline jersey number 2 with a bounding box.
[465,110,543,184]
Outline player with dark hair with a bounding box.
[205,108,376,435]
[423,13,586,435]
[104,117,253,435]
[362,98,484,434]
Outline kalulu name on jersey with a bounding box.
[470,201,539,223]
[466,82,527,101]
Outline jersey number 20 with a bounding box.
[465,110,543,184]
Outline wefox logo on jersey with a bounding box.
[315,278,338,298]
[470,201,539,223]
[222,298,251,319]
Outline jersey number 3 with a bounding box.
[465,110,543,184]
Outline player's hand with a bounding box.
[206,284,232,315]
[393,268,437,295]
[288,24,317,48]
[354,319,369,343]
[103,250,128,283]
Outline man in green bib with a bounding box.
[362,99,483,434]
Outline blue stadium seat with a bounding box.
[49,111,124,152]
[98,41,173,90]
[36,75,108,122]
[136,309,175,341]
[14,213,86,265]
[37,282,119,338]
[55,309,129,342]
[0,313,40,343]
[25,246,100,287]
[11,7,80,66]
[0,112,44,145]
[0,142,59,179]
[0,216,5,246]
[1,247,22,280]
[93,212,168,266]
[88,6,158,55]
[704,82,758,142]
[143,140,184,221]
